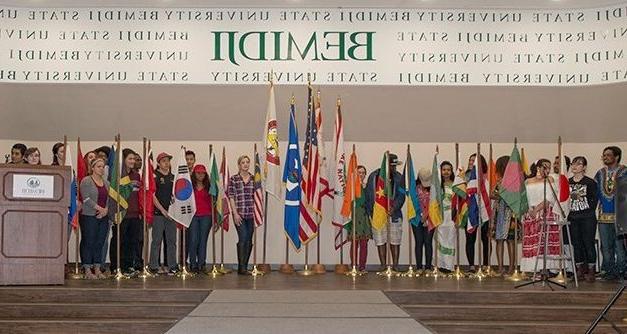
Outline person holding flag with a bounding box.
[415,168,434,272]
[365,153,405,272]
[437,161,456,272]
[79,158,110,279]
[188,164,213,274]
[341,158,372,272]
[148,152,178,275]
[228,155,256,275]
[491,155,517,276]
[465,153,491,272]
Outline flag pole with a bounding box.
[346,144,364,277]
[113,134,127,280]
[472,143,487,280]
[334,97,349,275]
[484,143,498,277]
[219,147,233,275]
[403,145,418,278]
[62,135,71,275]
[507,138,525,281]
[138,138,153,279]
[259,192,271,273]
[554,136,568,284]
[452,143,465,280]
[251,144,264,277]
[429,145,444,279]
[378,150,398,278]
[279,95,296,275]
[298,79,314,276]
[208,144,223,278]
[68,136,83,280]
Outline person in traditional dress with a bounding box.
[437,161,456,272]
[348,165,372,272]
[491,156,516,276]
[521,159,562,273]
[594,146,627,280]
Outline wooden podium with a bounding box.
[0,164,70,285]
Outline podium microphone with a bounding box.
[4,154,8,163]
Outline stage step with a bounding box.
[403,304,627,322]
[424,320,627,334]
[0,288,210,334]
[385,291,625,334]
[386,290,627,306]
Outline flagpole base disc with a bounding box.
[452,266,466,280]
[137,266,155,279]
[250,265,265,277]
[113,269,129,281]
[335,264,350,274]
[376,266,400,278]
[209,265,224,278]
[218,264,233,274]
[554,270,568,284]
[279,264,295,274]
[402,266,419,278]
[68,268,83,280]
[257,264,272,273]
[505,269,526,282]
[345,266,366,277]
[311,264,326,274]
[177,267,195,280]
[298,265,315,276]
[483,266,499,278]
[470,267,488,280]
[425,267,445,279]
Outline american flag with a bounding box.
[253,147,264,226]
[314,91,332,208]
[300,84,319,244]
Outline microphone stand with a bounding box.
[516,171,566,290]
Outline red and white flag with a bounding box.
[220,147,232,231]
[332,100,347,249]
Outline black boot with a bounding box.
[244,242,253,271]
[237,242,249,275]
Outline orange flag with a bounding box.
[341,149,361,218]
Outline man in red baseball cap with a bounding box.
[149,151,178,275]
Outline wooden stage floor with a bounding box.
[1,273,626,334]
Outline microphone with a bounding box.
[4,154,9,163]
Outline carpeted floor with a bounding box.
[166,290,433,334]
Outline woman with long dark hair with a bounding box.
[521,159,562,273]
[51,142,65,166]
[436,161,456,272]
[188,164,213,274]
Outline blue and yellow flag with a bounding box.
[283,101,302,250]
[404,147,421,227]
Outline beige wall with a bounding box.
[2,139,624,266]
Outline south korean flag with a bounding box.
[168,146,196,227]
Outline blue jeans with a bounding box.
[79,215,109,269]
[236,218,254,245]
[599,223,625,275]
[188,215,212,270]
